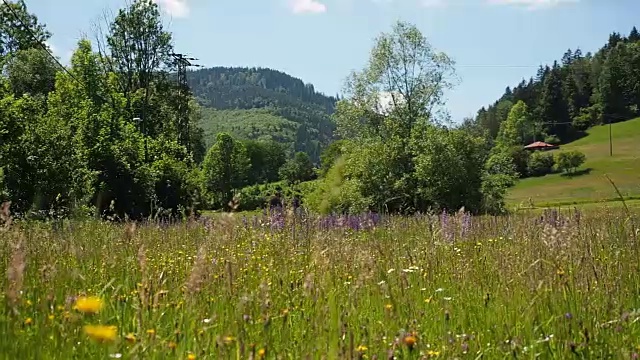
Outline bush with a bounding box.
[555,150,586,174]
[150,156,204,218]
[572,104,603,131]
[509,146,530,177]
[485,151,518,178]
[0,167,7,202]
[485,145,529,178]
[306,156,371,215]
[527,151,556,177]
[480,173,515,215]
[544,134,561,145]
[279,152,316,184]
[235,180,319,212]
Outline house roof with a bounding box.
[524,141,557,149]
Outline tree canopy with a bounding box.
[310,21,499,215]
[469,27,640,145]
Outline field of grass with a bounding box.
[1,208,640,359]
[508,118,640,208]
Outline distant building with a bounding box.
[524,141,559,151]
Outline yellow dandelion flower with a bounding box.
[223,336,235,345]
[257,348,266,358]
[557,268,565,276]
[124,333,136,344]
[356,345,368,352]
[24,317,33,326]
[83,324,117,343]
[426,350,440,357]
[146,329,156,337]
[187,353,196,360]
[384,304,393,310]
[48,314,55,321]
[74,296,104,314]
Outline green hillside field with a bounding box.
[199,108,299,149]
[508,117,640,208]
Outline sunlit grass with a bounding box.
[509,117,640,206]
[1,208,639,358]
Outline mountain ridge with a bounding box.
[188,66,338,161]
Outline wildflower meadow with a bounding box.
[1,206,640,359]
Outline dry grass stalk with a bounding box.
[0,201,12,229]
[186,245,209,295]
[6,233,26,314]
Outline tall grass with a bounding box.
[1,207,639,359]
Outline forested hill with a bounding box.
[466,26,640,144]
[187,66,338,161]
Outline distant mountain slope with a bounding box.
[188,67,338,161]
[199,108,298,147]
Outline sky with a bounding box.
[28,0,640,123]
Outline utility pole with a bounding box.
[170,53,201,155]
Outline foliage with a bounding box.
[318,139,347,177]
[202,133,250,209]
[279,152,315,185]
[191,67,337,162]
[545,134,561,145]
[149,155,204,217]
[4,48,58,97]
[243,139,287,185]
[235,180,317,212]
[314,21,503,215]
[0,0,50,58]
[471,28,640,145]
[485,144,530,180]
[485,149,517,178]
[527,151,556,177]
[411,125,487,213]
[510,146,531,177]
[479,173,514,214]
[0,1,205,219]
[556,150,586,174]
[496,100,534,147]
[306,156,372,215]
[573,104,602,131]
[200,108,299,152]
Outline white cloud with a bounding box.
[44,41,73,65]
[153,0,190,18]
[375,91,405,115]
[289,0,327,14]
[486,0,579,10]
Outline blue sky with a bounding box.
[29,0,639,122]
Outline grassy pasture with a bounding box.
[508,118,640,208]
[1,208,639,359]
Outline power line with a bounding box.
[1,0,79,83]
[455,64,549,68]
[0,0,585,77]
[2,0,199,157]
